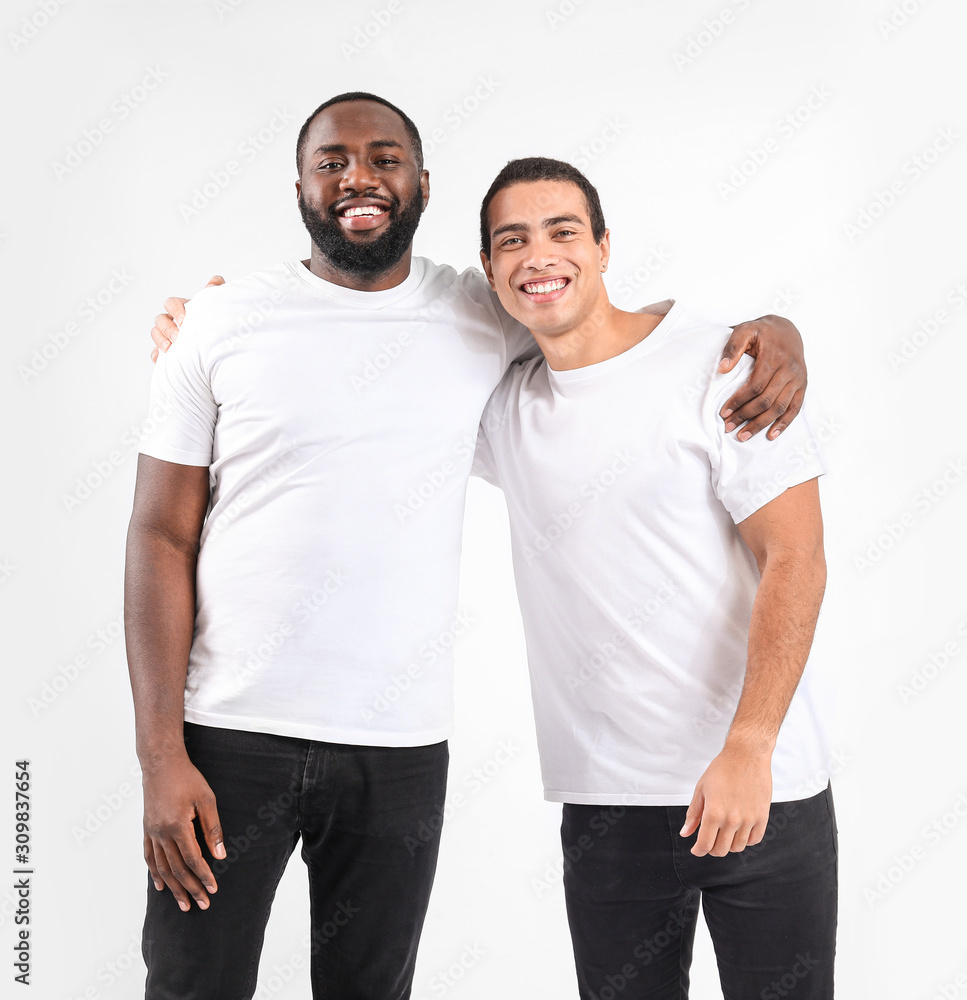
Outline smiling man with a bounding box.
[127,94,812,1000]
[473,158,836,999]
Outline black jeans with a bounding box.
[142,723,449,1000]
[562,786,838,1000]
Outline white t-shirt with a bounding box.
[473,301,828,805]
[139,257,530,747]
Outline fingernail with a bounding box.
[198,899,209,910]
[721,408,733,419]
[771,427,783,438]
[724,422,736,432]
[737,430,751,442]
[679,824,688,836]
[178,900,190,912]
[214,842,226,860]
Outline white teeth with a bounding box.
[342,206,386,217]
[525,279,567,294]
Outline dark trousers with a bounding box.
[562,786,838,1000]
[142,722,449,1000]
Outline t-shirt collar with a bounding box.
[284,256,426,307]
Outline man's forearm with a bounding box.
[124,525,199,764]
[725,548,826,755]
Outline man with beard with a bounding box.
[126,93,810,1000]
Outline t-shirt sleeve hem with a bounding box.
[727,459,826,524]
[138,443,212,468]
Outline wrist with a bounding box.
[722,727,776,760]
[137,737,189,772]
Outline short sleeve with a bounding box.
[708,360,826,523]
[470,420,500,487]
[471,385,511,487]
[138,324,216,467]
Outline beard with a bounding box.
[299,188,424,278]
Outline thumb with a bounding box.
[197,798,226,861]
[206,275,226,288]
[680,788,704,838]
[719,327,752,373]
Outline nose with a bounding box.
[522,236,559,272]
[338,157,380,194]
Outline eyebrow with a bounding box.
[491,214,585,241]
[311,139,405,158]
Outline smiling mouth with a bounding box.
[335,201,392,231]
[520,277,570,299]
[340,205,388,218]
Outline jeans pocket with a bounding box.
[823,784,839,857]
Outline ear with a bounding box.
[295,178,302,200]
[420,169,430,211]
[480,250,496,290]
[599,228,611,273]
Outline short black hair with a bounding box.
[479,156,607,258]
[295,92,424,174]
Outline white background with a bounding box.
[3,0,966,997]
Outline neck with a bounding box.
[532,285,665,371]
[305,243,414,292]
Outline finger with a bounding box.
[730,356,804,432]
[152,312,179,351]
[740,340,795,404]
[711,809,753,857]
[197,798,227,866]
[679,791,703,838]
[708,823,738,858]
[746,817,769,848]
[691,814,720,857]
[143,837,165,891]
[206,275,225,288]
[150,346,160,365]
[735,379,800,441]
[719,325,757,374]
[733,379,801,441]
[163,296,189,328]
[722,369,787,433]
[172,822,218,900]
[720,364,784,428]
[165,840,212,910]
[153,841,201,912]
[728,823,754,854]
[766,386,805,441]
